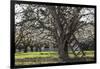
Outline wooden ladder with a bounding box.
[69,35,86,58]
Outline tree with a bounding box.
[15,4,95,62]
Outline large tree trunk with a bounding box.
[30,46,33,52]
[48,6,73,63]
[58,37,69,63]
[64,41,69,57]
[24,46,27,53]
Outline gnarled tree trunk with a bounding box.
[57,36,69,63]
[24,46,28,53]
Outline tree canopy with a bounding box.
[15,4,95,62]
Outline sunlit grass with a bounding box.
[15,51,94,65]
[15,51,94,59]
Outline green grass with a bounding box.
[15,51,94,65]
[15,51,58,59]
[15,51,94,59]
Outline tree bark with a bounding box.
[24,46,27,53]
[57,37,69,63]
[30,46,33,52]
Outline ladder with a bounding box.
[69,34,86,58]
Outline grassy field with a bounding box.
[15,51,94,65]
[15,51,94,58]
